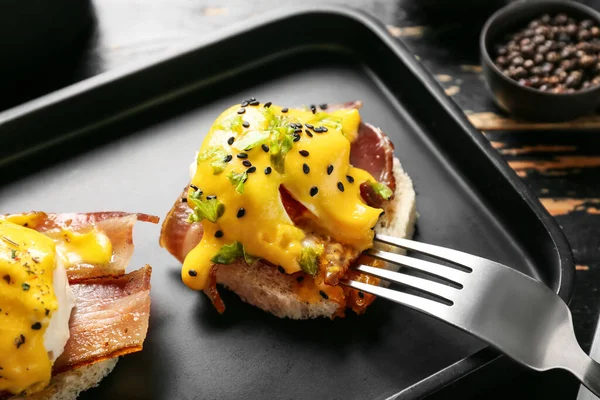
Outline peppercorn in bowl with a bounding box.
[480,0,600,122]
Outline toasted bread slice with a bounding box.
[215,157,417,319]
[13,359,118,400]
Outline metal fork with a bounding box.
[343,233,600,397]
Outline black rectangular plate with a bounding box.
[0,6,574,399]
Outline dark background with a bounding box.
[2,0,599,398]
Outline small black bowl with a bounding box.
[480,0,600,122]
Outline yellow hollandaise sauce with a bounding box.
[0,221,58,395]
[182,102,387,292]
[2,213,114,268]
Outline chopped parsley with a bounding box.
[298,244,324,276]
[232,130,270,151]
[227,171,248,194]
[187,189,225,223]
[211,241,259,266]
[370,181,393,201]
[197,146,228,175]
[21,283,30,291]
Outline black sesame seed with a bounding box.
[303,163,310,174]
[247,166,257,173]
[188,270,198,277]
[264,102,272,108]
[242,121,250,128]
[181,197,187,203]
[320,103,328,110]
[296,276,304,283]
[224,154,233,162]
[358,291,364,299]
[379,211,385,218]
[265,166,272,175]
[310,105,316,114]
[249,97,256,101]
[214,230,224,238]
[237,208,246,218]
[227,136,235,145]
[305,129,313,137]
[294,128,303,134]
[190,184,199,191]
[320,126,328,132]
[237,108,246,114]
[249,100,260,106]
[31,322,42,330]
[241,101,249,107]
[261,144,269,152]
[206,195,216,200]
[305,123,314,129]
[313,127,323,133]
[319,290,329,300]
[327,165,333,175]
[242,160,252,167]
[310,186,319,197]
[293,133,301,142]
[278,266,285,274]
[237,153,248,159]
[281,107,289,113]
[45,309,50,316]
[299,150,309,157]
[346,175,354,183]
[337,182,345,192]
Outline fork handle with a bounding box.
[564,346,600,398]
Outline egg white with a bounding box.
[44,255,75,363]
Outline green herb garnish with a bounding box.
[10,249,16,259]
[370,181,393,201]
[269,131,294,174]
[211,241,259,266]
[22,283,30,291]
[232,130,270,151]
[227,171,248,194]
[197,146,228,175]
[187,190,225,223]
[298,244,324,276]
[243,247,260,266]
[227,116,244,133]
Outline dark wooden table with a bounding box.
[3,0,599,398]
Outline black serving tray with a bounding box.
[0,6,574,399]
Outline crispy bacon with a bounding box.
[53,265,152,373]
[159,189,204,264]
[159,101,397,316]
[1,212,159,282]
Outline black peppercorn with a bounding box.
[579,54,597,68]
[512,56,525,66]
[565,70,583,88]
[546,51,561,63]
[579,29,592,41]
[534,53,545,64]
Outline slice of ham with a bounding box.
[159,101,396,314]
[2,212,159,282]
[53,265,152,373]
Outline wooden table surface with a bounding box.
[3,0,599,398]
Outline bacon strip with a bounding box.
[2,212,159,281]
[159,188,204,264]
[53,265,152,373]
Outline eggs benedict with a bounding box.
[160,100,416,319]
[0,211,157,399]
